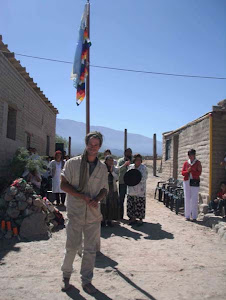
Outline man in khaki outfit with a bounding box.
[60,132,108,294]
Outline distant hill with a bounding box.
[56,118,162,156]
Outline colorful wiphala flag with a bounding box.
[71,4,91,106]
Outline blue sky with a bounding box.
[1,0,226,140]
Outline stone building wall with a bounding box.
[161,131,174,179]
[162,108,226,204]
[162,116,210,203]
[177,116,210,203]
[0,52,57,176]
[212,111,226,199]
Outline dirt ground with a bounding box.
[1,170,226,300]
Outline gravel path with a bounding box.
[1,174,226,300]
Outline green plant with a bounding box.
[10,147,30,179]
[26,158,46,173]
[55,134,68,148]
[9,148,47,180]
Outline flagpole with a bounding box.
[86,0,90,134]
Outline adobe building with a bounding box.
[161,99,226,204]
[0,35,58,176]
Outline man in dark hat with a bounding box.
[60,132,108,294]
[117,148,133,219]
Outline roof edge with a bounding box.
[163,112,211,137]
[0,35,59,115]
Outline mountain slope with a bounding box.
[56,118,162,156]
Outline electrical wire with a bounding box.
[1,50,226,80]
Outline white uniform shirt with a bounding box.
[61,156,109,225]
[127,164,148,197]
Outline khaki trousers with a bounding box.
[61,217,100,285]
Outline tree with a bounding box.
[55,134,69,148]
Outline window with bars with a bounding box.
[165,139,171,160]
[6,107,17,140]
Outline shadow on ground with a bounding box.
[0,238,21,263]
[132,222,174,240]
[66,284,113,300]
[95,252,157,300]
[101,222,174,241]
[0,224,64,261]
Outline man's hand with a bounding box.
[81,194,98,208]
[81,194,92,204]
[88,199,98,208]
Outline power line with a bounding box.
[1,50,226,80]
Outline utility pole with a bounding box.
[153,133,157,176]
[86,0,90,134]
[68,136,71,158]
[124,129,127,152]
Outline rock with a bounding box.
[214,222,226,233]
[4,193,13,202]
[6,207,20,219]
[218,226,226,238]
[8,186,18,196]
[26,197,33,205]
[202,214,223,228]
[25,184,33,194]
[18,200,28,211]
[199,204,209,215]
[22,208,33,217]
[19,212,49,240]
[222,232,226,242]
[8,201,17,208]
[15,192,26,202]
[33,198,44,208]
[31,206,42,213]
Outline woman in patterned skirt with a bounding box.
[127,154,148,226]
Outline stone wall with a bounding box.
[162,116,210,203]
[0,52,57,175]
[161,132,174,180]
[177,117,210,203]
[212,111,226,199]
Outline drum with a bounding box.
[124,169,142,186]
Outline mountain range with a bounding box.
[56,118,162,156]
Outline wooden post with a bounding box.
[86,0,90,134]
[153,133,157,176]
[68,136,71,158]
[124,129,127,152]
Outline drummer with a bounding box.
[126,154,148,226]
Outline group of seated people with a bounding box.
[208,181,226,217]
[208,154,226,217]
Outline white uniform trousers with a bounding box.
[183,180,199,219]
[61,217,100,285]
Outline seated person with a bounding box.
[220,153,226,170]
[208,181,226,216]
